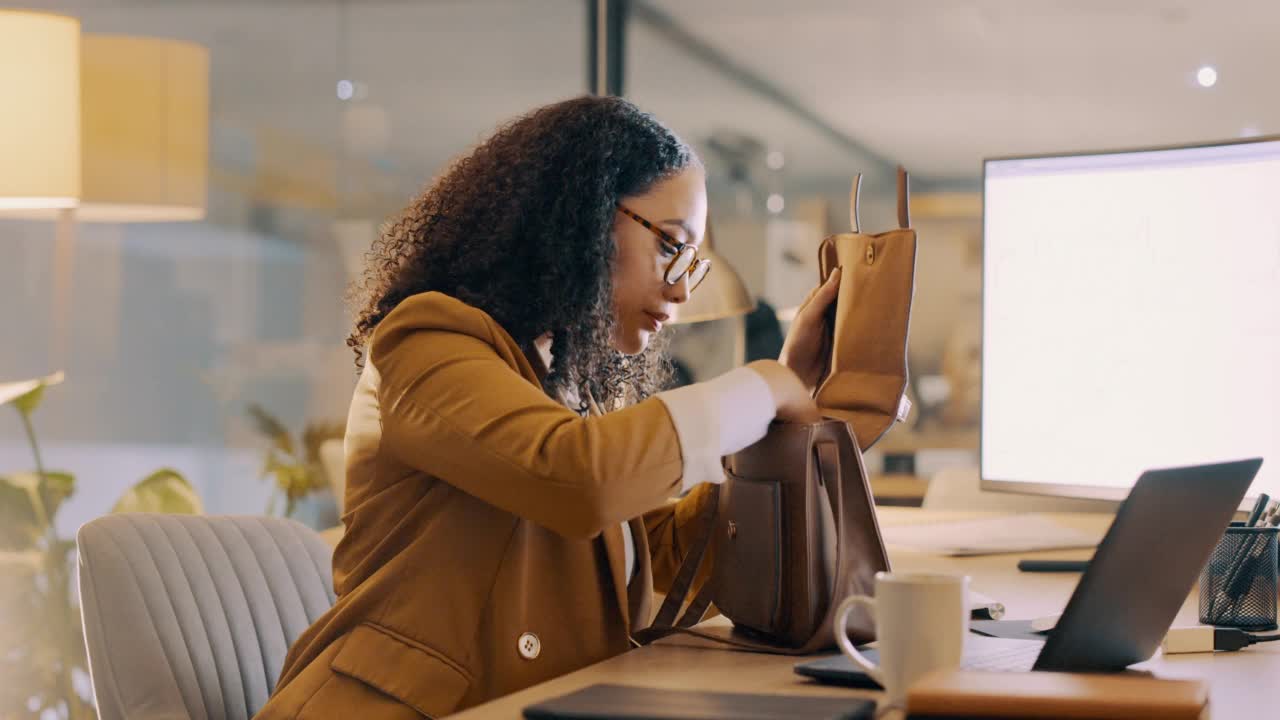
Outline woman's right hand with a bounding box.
[746,360,823,424]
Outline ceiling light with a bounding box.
[1196,66,1218,88]
[766,150,785,170]
[336,79,354,101]
[766,193,785,213]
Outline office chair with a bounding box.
[76,514,336,720]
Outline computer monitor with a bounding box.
[981,136,1280,501]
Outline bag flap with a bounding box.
[331,623,471,717]
[814,168,918,450]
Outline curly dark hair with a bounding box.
[347,95,700,410]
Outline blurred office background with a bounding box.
[1,1,1276,716]
[2,0,1276,534]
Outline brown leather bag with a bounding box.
[635,167,918,654]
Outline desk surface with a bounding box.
[451,508,1278,718]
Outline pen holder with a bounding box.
[1198,523,1278,631]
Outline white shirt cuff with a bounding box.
[656,366,777,494]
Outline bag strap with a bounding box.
[633,432,869,655]
[631,481,721,646]
[792,439,853,654]
[645,484,721,630]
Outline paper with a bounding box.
[882,513,1101,556]
[970,619,1047,641]
[1030,614,1059,632]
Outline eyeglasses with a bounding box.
[617,204,712,293]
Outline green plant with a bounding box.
[247,404,344,519]
[0,373,202,719]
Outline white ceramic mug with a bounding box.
[833,572,969,706]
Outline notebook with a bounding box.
[905,670,1208,719]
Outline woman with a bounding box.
[256,95,840,719]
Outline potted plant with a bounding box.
[1,373,201,719]
[246,404,344,524]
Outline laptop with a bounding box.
[796,458,1263,684]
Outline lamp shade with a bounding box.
[671,219,754,325]
[78,34,209,221]
[0,10,81,210]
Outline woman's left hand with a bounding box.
[778,266,842,392]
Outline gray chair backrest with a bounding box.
[77,514,337,720]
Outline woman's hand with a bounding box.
[778,266,841,392]
[746,360,822,424]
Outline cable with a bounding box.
[1212,628,1280,652]
[1162,626,1280,653]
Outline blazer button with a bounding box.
[517,632,541,660]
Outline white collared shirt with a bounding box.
[532,336,775,584]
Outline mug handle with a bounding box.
[834,595,883,687]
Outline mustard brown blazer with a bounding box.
[254,292,716,719]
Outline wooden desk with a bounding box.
[868,472,929,507]
[452,508,1279,718]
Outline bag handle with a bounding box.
[849,174,863,234]
[897,165,911,230]
[847,167,911,233]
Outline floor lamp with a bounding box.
[0,13,209,370]
[0,11,81,369]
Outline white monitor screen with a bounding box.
[982,138,1280,500]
